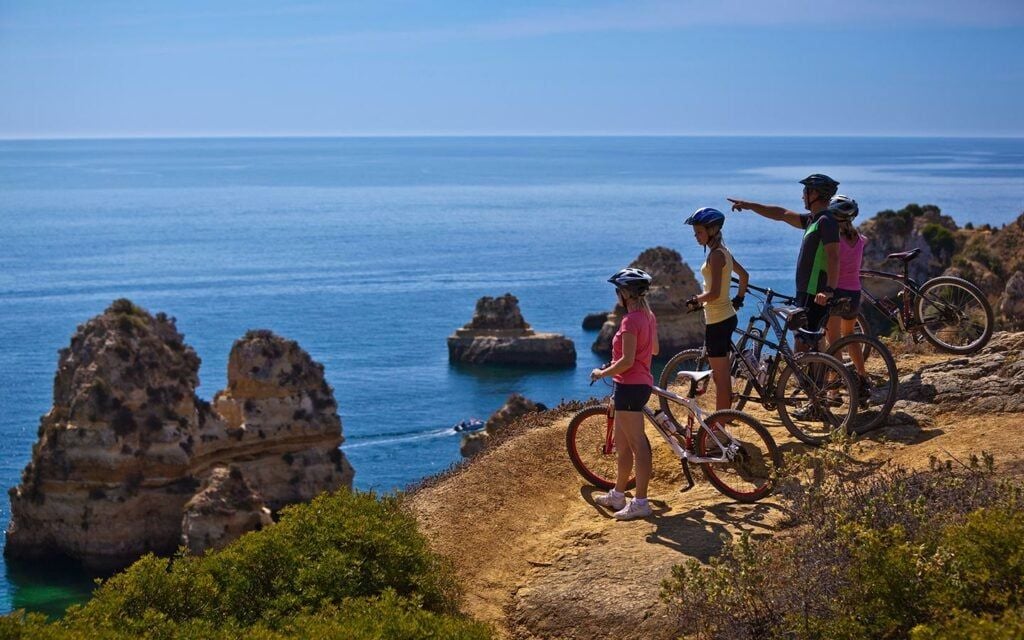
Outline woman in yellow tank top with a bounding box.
[684,208,749,412]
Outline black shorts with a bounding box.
[795,291,828,332]
[832,289,861,320]
[613,383,652,411]
[705,315,738,358]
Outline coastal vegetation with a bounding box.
[660,448,1024,640]
[0,491,492,639]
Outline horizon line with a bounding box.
[3,132,1024,143]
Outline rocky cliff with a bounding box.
[5,300,353,572]
[448,294,576,367]
[593,246,703,356]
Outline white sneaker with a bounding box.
[613,499,652,521]
[594,491,626,511]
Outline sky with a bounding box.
[1,0,1023,138]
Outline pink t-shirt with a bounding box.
[612,310,657,386]
[837,234,866,291]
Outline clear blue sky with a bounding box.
[2,0,1023,138]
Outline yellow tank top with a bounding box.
[700,246,736,325]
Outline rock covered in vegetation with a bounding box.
[592,247,703,356]
[859,204,959,286]
[896,331,1024,414]
[460,393,547,458]
[448,294,576,367]
[947,213,1024,327]
[180,466,273,554]
[5,300,353,572]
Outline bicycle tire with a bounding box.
[657,349,714,423]
[697,410,781,503]
[826,334,898,434]
[774,352,858,446]
[565,405,636,490]
[915,276,994,355]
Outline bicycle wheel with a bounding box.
[915,276,994,354]
[827,334,898,434]
[774,352,858,445]
[565,405,636,490]
[697,410,781,503]
[657,349,714,422]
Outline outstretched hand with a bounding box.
[727,198,748,212]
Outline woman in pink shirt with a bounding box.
[826,195,869,391]
[590,268,659,521]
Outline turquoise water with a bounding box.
[1,136,1022,615]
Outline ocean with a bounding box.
[1,136,1022,615]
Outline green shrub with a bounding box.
[1,491,490,639]
[921,223,956,258]
[660,453,1024,640]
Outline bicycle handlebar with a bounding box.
[730,277,797,304]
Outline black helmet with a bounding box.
[799,174,840,198]
[608,267,652,295]
[827,194,859,222]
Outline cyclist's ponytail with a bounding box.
[839,219,858,242]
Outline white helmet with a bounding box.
[828,194,859,222]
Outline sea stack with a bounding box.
[447,293,576,367]
[592,247,704,356]
[5,300,353,572]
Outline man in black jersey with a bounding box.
[727,174,841,350]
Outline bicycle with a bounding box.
[856,247,994,355]
[658,282,859,445]
[566,375,781,503]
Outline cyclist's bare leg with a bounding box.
[826,315,841,348]
[612,417,634,495]
[709,355,732,412]
[614,410,650,499]
[841,317,867,377]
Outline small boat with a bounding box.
[453,418,485,433]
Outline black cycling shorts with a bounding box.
[705,315,738,358]
[832,289,861,320]
[795,291,829,333]
[613,383,652,411]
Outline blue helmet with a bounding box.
[684,207,726,228]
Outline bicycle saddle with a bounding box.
[886,247,921,262]
[674,370,714,383]
[795,327,825,343]
[773,306,808,330]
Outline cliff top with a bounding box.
[406,333,1024,640]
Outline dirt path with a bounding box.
[405,347,1024,639]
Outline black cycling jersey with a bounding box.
[795,210,839,295]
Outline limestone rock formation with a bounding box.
[1000,271,1024,330]
[460,393,547,458]
[209,329,354,511]
[895,331,1024,415]
[448,294,576,367]
[180,466,273,555]
[5,300,353,572]
[582,312,610,331]
[592,247,703,357]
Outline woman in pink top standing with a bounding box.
[826,195,869,393]
[590,268,659,521]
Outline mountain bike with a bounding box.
[566,374,781,503]
[856,248,994,355]
[658,282,859,445]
